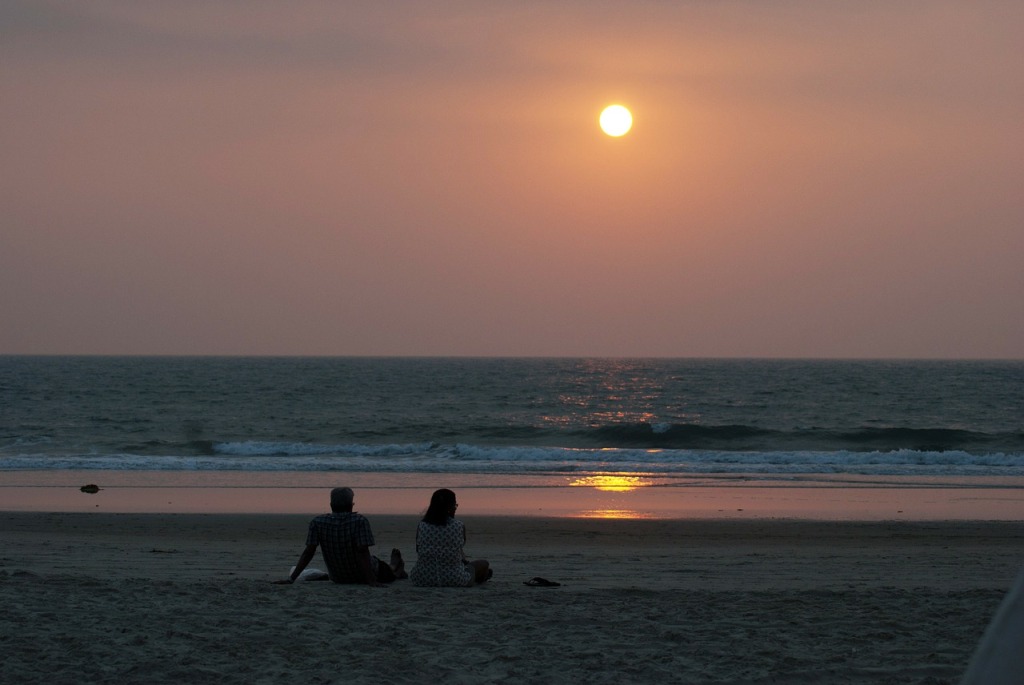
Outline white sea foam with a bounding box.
[1,443,1022,478]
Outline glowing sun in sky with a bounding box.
[599,104,633,137]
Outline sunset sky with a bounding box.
[2,1,1021,358]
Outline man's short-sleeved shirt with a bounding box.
[306,512,377,583]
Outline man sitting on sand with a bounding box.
[277,487,407,587]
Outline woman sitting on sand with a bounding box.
[409,488,491,587]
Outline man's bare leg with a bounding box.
[390,548,408,579]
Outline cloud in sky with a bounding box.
[2,1,1022,357]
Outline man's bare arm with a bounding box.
[273,544,317,584]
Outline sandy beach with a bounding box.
[3,512,1023,684]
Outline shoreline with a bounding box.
[2,469,1024,520]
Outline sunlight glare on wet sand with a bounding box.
[569,474,650,492]
[3,470,1024,520]
[577,508,655,520]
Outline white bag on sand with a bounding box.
[288,566,329,581]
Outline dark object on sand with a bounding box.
[80,484,101,494]
[524,577,560,587]
[960,566,1024,685]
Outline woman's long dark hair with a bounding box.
[422,488,456,526]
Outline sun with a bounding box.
[599,104,632,137]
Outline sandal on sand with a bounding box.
[524,577,560,587]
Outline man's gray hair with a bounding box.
[330,487,354,512]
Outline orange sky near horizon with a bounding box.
[2,1,1022,358]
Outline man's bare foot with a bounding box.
[391,548,408,579]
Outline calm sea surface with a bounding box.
[1,357,1022,482]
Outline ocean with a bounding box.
[2,356,1022,484]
